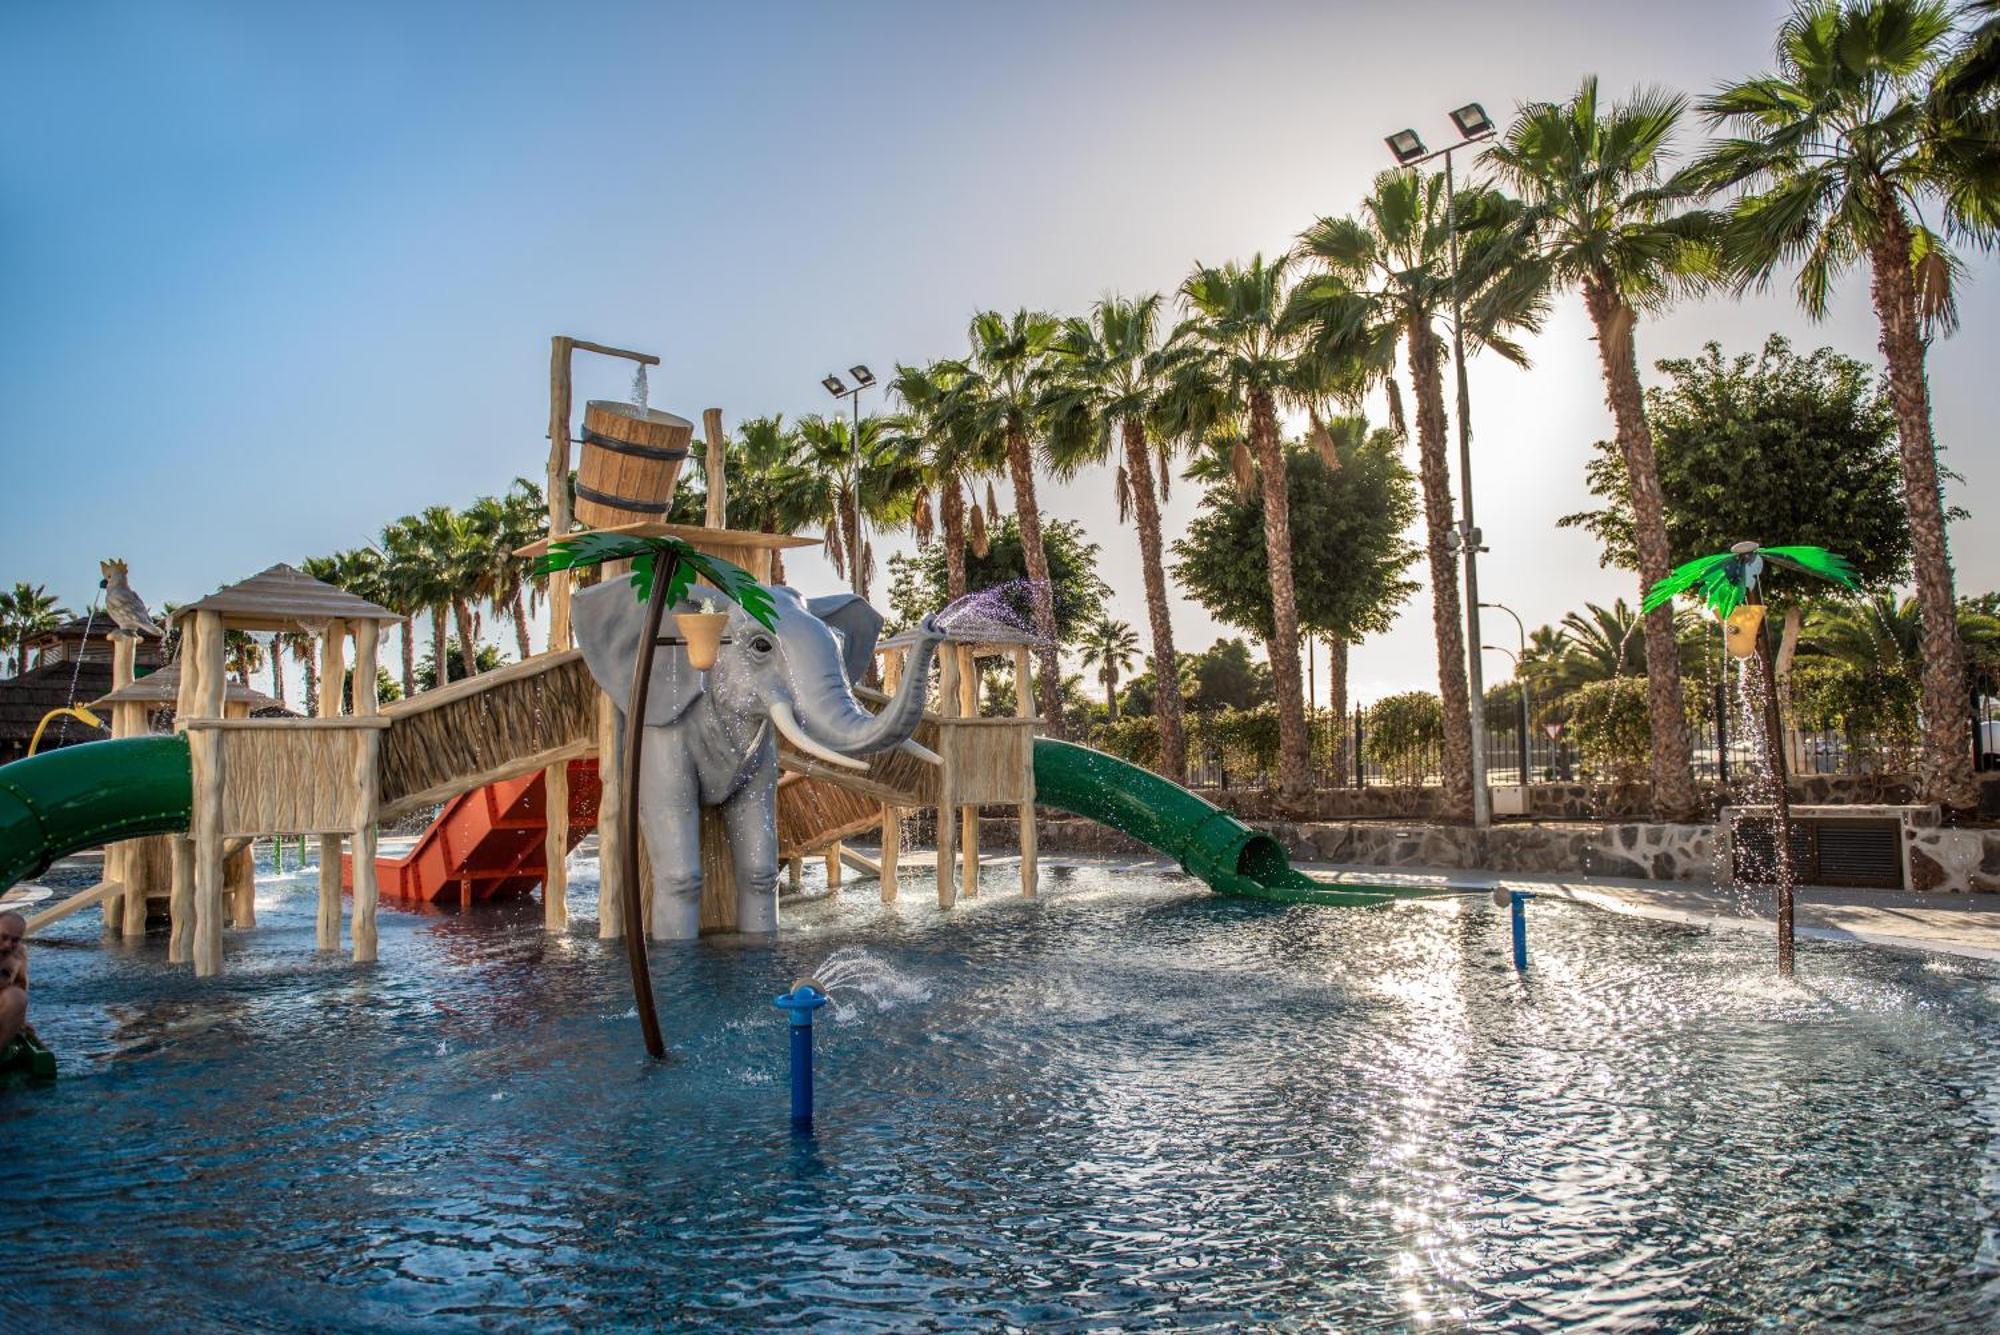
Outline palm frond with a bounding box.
[1642,551,1732,614]
[1760,544,1859,588]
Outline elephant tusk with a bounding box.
[897,738,942,766]
[770,701,869,771]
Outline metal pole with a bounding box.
[1510,890,1529,971]
[1715,679,1731,786]
[1353,705,1365,788]
[773,981,828,1132]
[1445,147,1490,829]
[848,388,865,597]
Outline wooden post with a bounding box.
[548,335,576,653]
[1014,645,1038,899]
[937,648,959,909]
[958,645,979,901]
[544,763,570,932]
[224,699,257,929]
[107,632,138,937]
[787,855,803,891]
[697,807,737,934]
[704,408,728,529]
[167,614,202,963]
[351,729,381,963]
[880,807,900,903]
[190,728,226,977]
[825,843,844,889]
[596,691,624,939]
[316,621,347,952]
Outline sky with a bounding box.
[3,0,1996,706]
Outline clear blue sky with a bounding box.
[4,0,1995,703]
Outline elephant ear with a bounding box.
[571,574,705,727]
[806,593,882,684]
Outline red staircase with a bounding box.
[344,759,602,905]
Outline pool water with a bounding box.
[11,853,2000,1331]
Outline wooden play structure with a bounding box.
[27,332,1044,972]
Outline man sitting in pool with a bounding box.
[0,913,32,1050]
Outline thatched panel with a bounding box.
[776,775,882,856]
[377,651,597,816]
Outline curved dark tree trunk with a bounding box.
[1407,318,1475,821]
[1006,419,1065,736]
[400,621,417,699]
[431,607,448,690]
[453,599,479,678]
[1123,419,1188,784]
[941,484,969,602]
[1249,388,1309,800]
[511,588,533,661]
[1583,274,1699,820]
[1869,204,1977,810]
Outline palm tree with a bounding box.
[1042,294,1193,782]
[1078,616,1141,719]
[412,505,484,680]
[1294,174,1546,818]
[1804,591,2000,675]
[465,481,545,661]
[379,518,453,692]
[0,582,67,677]
[375,521,431,696]
[223,629,264,688]
[1485,77,1716,819]
[948,309,1069,733]
[789,414,921,604]
[886,361,995,605]
[1696,0,2000,808]
[718,415,819,586]
[1166,255,1325,799]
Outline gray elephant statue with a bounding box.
[572,575,944,939]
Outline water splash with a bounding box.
[935,579,1050,644]
[630,363,650,413]
[806,946,933,1022]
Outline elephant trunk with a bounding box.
[786,620,944,759]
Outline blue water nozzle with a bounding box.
[773,981,829,1027]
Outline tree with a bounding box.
[790,413,921,603]
[1697,0,2000,807]
[465,479,547,662]
[1171,423,1417,735]
[886,362,997,606]
[1186,638,1274,713]
[379,517,453,691]
[1042,294,1193,782]
[1562,337,1912,589]
[415,640,505,691]
[1171,255,1321,799]
[223,629,264,687]
[1485,76,1718,819]
[0,583,67,676]
[1078,617,1140,719]
[948,310,1069,733]
[886,516,1108,646]
[1295,172,1546,819]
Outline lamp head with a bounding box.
[822,374,848,397]
[849,364,875,388]
[1449,102,1495,140]
[1385,128,1427,164]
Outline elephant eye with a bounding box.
[749,635,775,655]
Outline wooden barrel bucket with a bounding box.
[575,401,694,530]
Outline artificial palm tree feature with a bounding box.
[1696,0,2000,809]
[1646,542,1856,974]
[1485,76,1717,820]
[533,532,775,1059]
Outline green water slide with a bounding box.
[1031,738,1396,907]
[0,736,193,892]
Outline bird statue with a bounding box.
[99,558,162,638]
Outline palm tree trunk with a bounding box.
[432,607,448,689]
[1407,320,1475,821]
[843,492,866,603]
[1869,207,1977,809]
[941,485,968,602]
[269,636,286,710]
[1584,277,1700,820]
[1327,637,1348,776]
[1123,419,1188,784]
[401,621,417,699]
[302,651,319,716]
[1006,420,1065,736]
[453,600,479,677]
[511,588,533,661]
[1249,388,1309,800]
[1105,664,1119,719]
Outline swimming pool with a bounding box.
[12,853,2000,1330]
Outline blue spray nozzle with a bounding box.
[773,983,829,1025]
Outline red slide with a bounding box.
[343,760,602,905]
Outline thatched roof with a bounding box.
[0,661,114,758]
[92,662,282,712]
[878,623,1041,656]
[168,563,400,633]
[29,613,163,647]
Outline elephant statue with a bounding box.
[572,574,944,939]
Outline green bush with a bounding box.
[1567,678,1653,784]
[1363,691,1442,786]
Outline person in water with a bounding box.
[0,913,31,1050]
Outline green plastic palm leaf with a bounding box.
[1643,542,1857,619]
[532,534,777,629]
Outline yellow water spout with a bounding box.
[27,706,105,757]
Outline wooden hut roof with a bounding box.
[91,662,282,712]
[0,661,114,756]
[29,613,163,647]
[168,563,400,632]
[877,623,1041,656]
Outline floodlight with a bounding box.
[849,364,875,387]
[1450,103,1494,139]
[822,375,847,397]
[1385,128,1427,164]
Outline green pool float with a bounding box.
[0,1033,56,1090]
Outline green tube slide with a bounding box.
[0,736,193,892]
[1031,737,1396,908]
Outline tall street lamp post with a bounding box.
[821,365,877,596]
[1387,101,1499,826]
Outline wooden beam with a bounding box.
[880,806,899,903]
[548,336,576,653]
[1015,644,1037,899]
[316,622,347,952]
[838,845,882,878]
[567,339,660,365]
[703,408,727,529]
[24,879,124,935]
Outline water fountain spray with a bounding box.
[1645,542,1857,975]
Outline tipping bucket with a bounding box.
[575,400,693,531]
